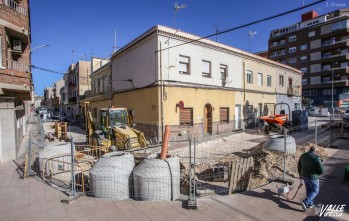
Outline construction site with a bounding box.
[2,105,348,220]
[3,106,345,220]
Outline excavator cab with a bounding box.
[100,108,129,139]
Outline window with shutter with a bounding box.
[220,108,229,123]
[179,108,193,126]
[179,55,190,75]
[202,60,211,78]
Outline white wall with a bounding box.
[112,36,158,91]
[159,35,242,88]
[0,108,16,163]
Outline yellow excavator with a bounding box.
[84,102,148,151]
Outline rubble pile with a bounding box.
[247,143,328,189]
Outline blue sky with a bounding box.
[30,0,347,96]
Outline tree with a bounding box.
[302,97,312,108]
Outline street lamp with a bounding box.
[331,61,338,111]
[31,44,50,53]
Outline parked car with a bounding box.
[308,107,329,117]
[343,109,349,122]
[37,107,47,115]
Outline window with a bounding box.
[303,90,317,96]
[289,35,296,42]
[302,79,308,85]
[300,44,307,50]
[323,89,336,95]
[279,75,284,87]
[308,31,315,37]
[92,108,97,118]
[247,70,253,84]
[332,20,348,31]
[220,108,229,123]
[220,64,227,80]
[258,73,263,86]
[289,47,296,53]
[179,108,193,126]
[267,75,272,87]
[179,55,190,75]
[300,56,308,62]
[289,57,297,64]
[322,77,330,83]
[300,67,307,74]
[202,60,211,78]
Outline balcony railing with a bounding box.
[68,97,77,103]
[68,81,76,86]
[6,59,30,72]
[270,41,285,48]
[3,0,27,16]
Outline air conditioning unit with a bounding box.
[12,40,22,52]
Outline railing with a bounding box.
[270,41,285,48]
[322,39,348,47]
[6,59,30,72]
[68,81,76,86]
[3,0,27,16]
[69,97,77,103]
[322,53,348,59]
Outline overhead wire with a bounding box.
[155,0,326,53]
[32,0,326,76]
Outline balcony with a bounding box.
[270,40,286,48]
[5,59,30,72]
[3,0,28,16]
[321,39,349,50]
[321,66,349,73]
[68,97,77,103]
[68,81,76,87]
[321,53,349,62]
[287,86,300,96]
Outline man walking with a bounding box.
[297,145,324,211]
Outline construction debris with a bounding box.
[245,143,328,190]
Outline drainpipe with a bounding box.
[243,61,246,102]
[110,62,113,108]
[159,42,164,140]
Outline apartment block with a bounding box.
[62,61,91,121]
[268,9,349,108]
[0,0,31,163]
[81,57,111,128]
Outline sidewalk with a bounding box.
[1,129,348,220]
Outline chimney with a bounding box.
[302,10,318,22]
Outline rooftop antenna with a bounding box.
[113,29,117,53]
[214,25,220,42]
[248,30,257,52]
[90,48,94,60]
[72,50,75,64]
[174,1,187,28]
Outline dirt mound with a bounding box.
[246,143,327,189]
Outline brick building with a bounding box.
[268,9,349,108]
[0,0,32,163]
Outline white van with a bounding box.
[308,107,329,117]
